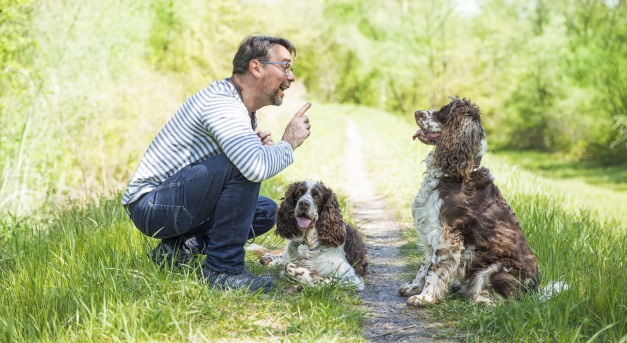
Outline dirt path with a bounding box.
[343,120,456,343]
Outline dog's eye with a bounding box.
[435,109,449,122]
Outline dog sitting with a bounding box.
[399,97,541,306]
[257,180,368,291]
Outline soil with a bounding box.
[343,121,458,343]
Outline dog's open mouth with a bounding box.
[413,129,441,144]
[296,214,313,229]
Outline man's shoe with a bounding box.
[203,266,274,293]
[151,238,198,267]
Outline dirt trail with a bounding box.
[343,120,456,343]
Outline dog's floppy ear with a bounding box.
[317,183,346,247]
[275,181,301,239]
[435,98,485,180]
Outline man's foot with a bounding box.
[202,266,274,293]
[150,238,200,267]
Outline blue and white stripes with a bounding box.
[122,78,293,205]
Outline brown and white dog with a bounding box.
[399,97,543,306]
[256,180,368,291]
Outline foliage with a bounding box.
[0,0,36,94]
[0,0,40,220]
[304,0,627,164]
[1,1,179,217]
[613,115,627,150]
[499,0,627,164]
[1,0,625,217]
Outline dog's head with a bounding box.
[275,180,345,247]
[413,96,486,179]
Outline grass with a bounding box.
[2,99,626,341]
[491,149,627,191]
[0,196,365,342]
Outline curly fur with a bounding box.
[433,97,485,180]
[317,189,346,247]
[275,182,301,239]
[262,180,368,290]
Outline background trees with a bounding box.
[1,0,625,217]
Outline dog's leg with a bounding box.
[259,240,300,267]
[248,243,285,267]
[407,235,463,307]
[398,247,433,296]
[331,261,365,291]
[459,263,501,305]
[259,252,285,267]
[307,250,365,291]
[284,239,301,262]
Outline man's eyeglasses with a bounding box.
[258,60,294,76]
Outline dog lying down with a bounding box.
[249,180,368,291]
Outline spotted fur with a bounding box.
[400,97,540,306]
[261,180,368,290]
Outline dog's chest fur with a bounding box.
[293,227,320,250]
[411,152,445,247]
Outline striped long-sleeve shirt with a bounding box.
[121,78,294,205]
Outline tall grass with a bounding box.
[0,197,365,342]
[0,1,184,218]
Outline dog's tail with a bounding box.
[539,280,569,301]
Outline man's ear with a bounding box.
[249,59,263,77]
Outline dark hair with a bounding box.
[232,35,296,75]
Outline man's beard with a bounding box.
[262,81,285,106]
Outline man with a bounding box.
[122,35,311,293]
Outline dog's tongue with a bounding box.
[297,217,312,229]
[413,130,423,140]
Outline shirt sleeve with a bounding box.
[200,97,294,182]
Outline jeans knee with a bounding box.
[251,196,277,237]
[257,196,277,220]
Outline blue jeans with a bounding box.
[128,153,277,273]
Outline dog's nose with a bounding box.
[297,200,310,210]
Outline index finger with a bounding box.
[294,102,312,118]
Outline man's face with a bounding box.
[260,44,295,106]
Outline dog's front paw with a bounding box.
[285,263,320,285]
[407,293,436,307]
[259,253,282,266]
[398,283,423,297]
